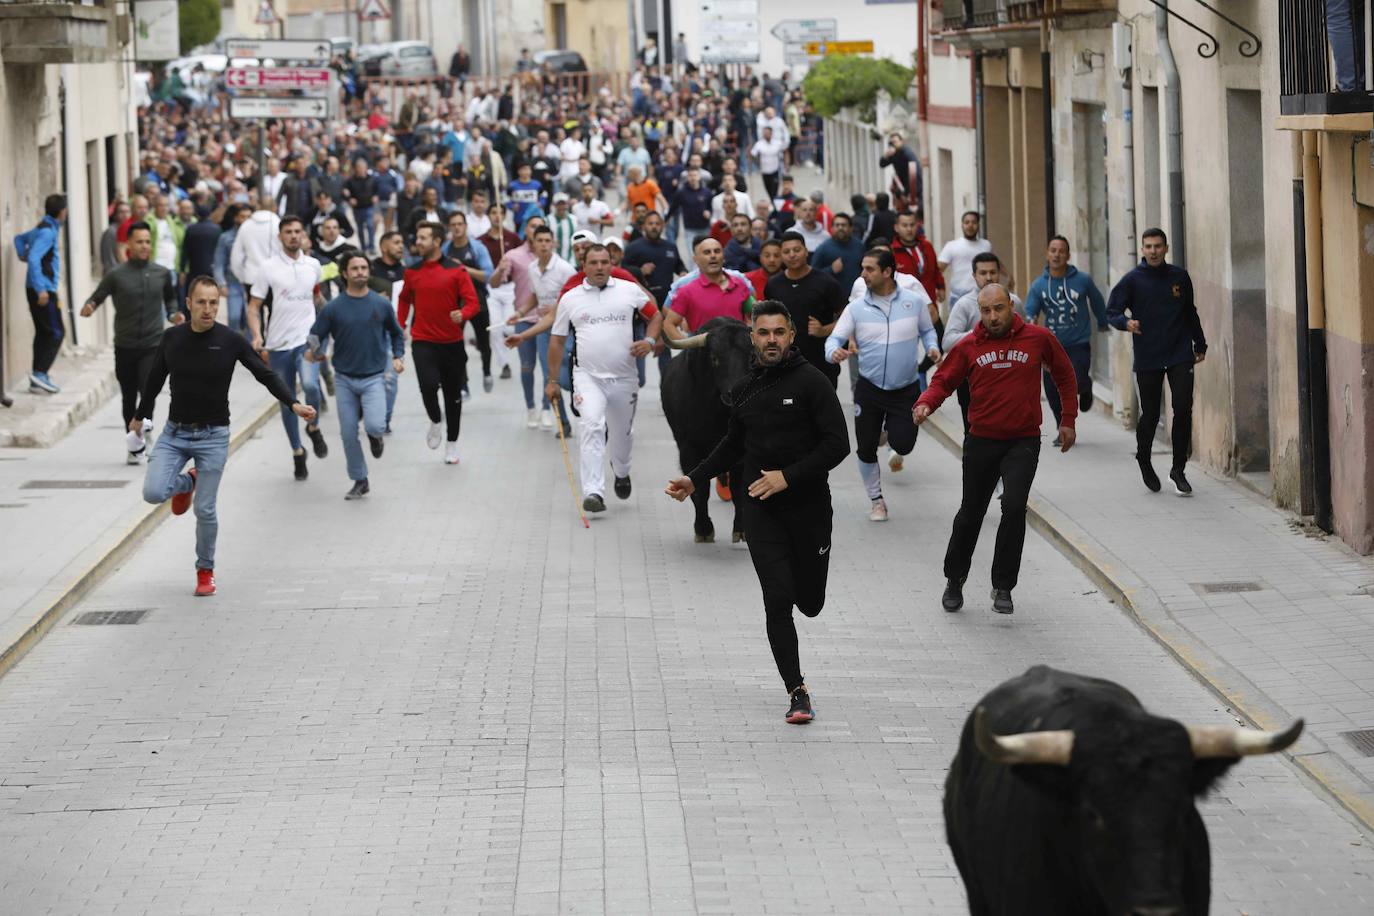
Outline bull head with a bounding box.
[661,330,709,350]
[973,706,1304,766]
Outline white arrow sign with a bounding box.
[226,67,332,92]
[225,38,334,62]
[699,0,757,15]
[229,96,330,119]
[769,19,838,42]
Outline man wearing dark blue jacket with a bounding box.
[21,194,67,394]
[1107,228,1207,496]
[1024,235,1107,440]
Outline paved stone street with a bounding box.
[0,366,1371,914]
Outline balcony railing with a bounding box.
[1280,0,1374,115]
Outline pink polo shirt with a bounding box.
[668,272,754,332]
[493,243,538,315]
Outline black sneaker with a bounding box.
[1137,456,1161,493]
[369,434,384,458]
[500,365,512,380]
[1052,435,1062,448]
[1170,467,1193,496]
[483,374,494,393]
[582,493,606,513]
[307,426,329,458]
[614,475,631,499]
[942,578,965,612]
[786,686,814,724]
[991,588,1015,615]
[293,449,308,481]
[345,479,369,500]
[384,422,392,436]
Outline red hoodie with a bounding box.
[397,256,480,344]
[893,234,944,301]
[917,314,1078,439]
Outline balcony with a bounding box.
[1279,0,1374,120]
[937,0,1113,47]
[0,1,115,64]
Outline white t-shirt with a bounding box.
[528,254,577,318]
[552,278,653,380]
[710,190,753,224]
[251,251,322,351]
[793,221,831,253]
[559,138,586,178]
[849,272,921,302]
[751,138,785,175]
[939,236,993,301]
[153,217,178,271]
[572,199,612,232]
[466,212,492,240]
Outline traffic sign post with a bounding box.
[770,18,838,65]
[228,97,330,119]
[224,38,333,61]
[804,40,876,56]
[226,67,333,94]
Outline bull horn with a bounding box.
[662,330,709,350]
[973,706,1073,766]
[1187,718,1304,758]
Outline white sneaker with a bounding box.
[125,429,146,461]
[126,451,142,466]
[526,408,540,429]
[444,441,461,465]
[426,422,442,449]
[889,451,904,472]
[539,409,554,430]
[869,498,889,522]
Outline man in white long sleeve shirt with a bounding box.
[230,201,281,294]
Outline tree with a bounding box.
[801,55,915,124]
[179,0,221,55]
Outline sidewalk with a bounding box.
[923,397,1374,827]
[0,366,279,676]
[1,347,118,447]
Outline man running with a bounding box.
[369,230,408,433]
[765,231,844,388]
[944,252,1019,433]
[811,212,865,293]
[136,276,315,597]
[247,215,326,481]
[938,211,992,306]
[664,236,754,337]
[665,301,850,724]
[827,248,939,521]
[914,284,1077,615]
[80,222,182,463]
[745,238,783,299]
[443,210,496,397]
[308,253,406,500]
[1107,228,1207,496]
[1025,235,1107,444]
[398,221,481,464]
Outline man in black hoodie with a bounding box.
[1107,227,1207,496]
[665,300,850,726]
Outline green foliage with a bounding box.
[802,55,915,123]
[179,0,221,55]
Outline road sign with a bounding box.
[699,0,757,15]
[700,19,758,38]
[226,67,332,92]
[225,38,333,61]
[228,96,330,119]
[699,0,759,63]
[700,41,762,63]
[358,0,390,20]
[254,1,278,25]
[804,40,876,56]
[769,18,838,43]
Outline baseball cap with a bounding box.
[570,229,599,244]
[552,191,570,203]
[603,235,623,249]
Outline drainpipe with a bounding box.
[1117,26,1135,263]
[974,51,987,226]
[1041,19,1055,238]
[59,63,80,347]
[1156,1,1185,266]
[1299,131,1333,531]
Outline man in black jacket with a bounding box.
[665,300,850,725]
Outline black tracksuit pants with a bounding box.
[114,346,159,427]
[854,377,921,463]
[412,340,466,442]
[27,288,63,375]
[943,435,1041,592]
[1135,362,1194,471]
[741,490,832,693]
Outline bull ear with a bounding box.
[1191,757,1240,796]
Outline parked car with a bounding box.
[533,49,589,73]
[361,41,438,79]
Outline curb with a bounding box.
[921,409,1374,832]
[0,396,280,682]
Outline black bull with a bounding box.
[944,666,1303,916]
[660,317,754,543]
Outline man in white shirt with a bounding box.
[571,181,614,233]
[246,215,326,480]
[790,198,831,253]
[262,158,287,205]
[230,199,281,294]
[755,106,789,150]
[750,127,786,201]
[505,224,577,429]
[516,244,661,512]
[938,210,993,306]
[710,174,753,224]
[466,189,493,240]
[559,127,587,180]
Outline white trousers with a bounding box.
[487,283,514,372]
[573,368,638,498]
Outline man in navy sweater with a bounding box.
[1106,228,1207,496]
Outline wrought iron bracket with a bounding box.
[1141,0,1262,60]
[1142,0,1220,58]
[1191,0,1262,57]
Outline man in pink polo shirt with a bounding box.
[663,236,755,339]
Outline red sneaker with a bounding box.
[715,473,732,502]
[195,568,216,597]
[171,468,197,516]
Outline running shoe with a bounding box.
[526,408,540,429]
[307,425,329,459]
[500,365,512,380]
[384,422,393,436]
[1052,435,1062,448]
[444,441,461,465]
[869,498,889,522]
[714,474,731,502]
[582,493,606,513]
[293,449,308,481]
[539,409,554,430]
[889,451,904,472]
[172,468,197,516]
[29,372,59,394]
[614,475,632,499]
[368,434,384,458]
[126,451,142,466]
[785,686,814,724]
[462,385,472,402]
[942,578,965,612]
[195,568,216,597]
[345,479,370,500]
[426,422,442,449]
[991,588,1015,615]
[1138,456,1162,493]
[483,374,494,393]
[318,394,328,414]
[1170,467,1193,497]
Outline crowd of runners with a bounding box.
[20,62,1207,725]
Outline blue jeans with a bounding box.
[665,210,681,246]
[355,205,375,252]
[225,281,247,334]
[1327,0,1367,92]
[517,322,552,410]
[335,371,386,481]
[143,422,231,570]
[1043,341,1094,428]
[267,345,321,451]
[383,359,398,425]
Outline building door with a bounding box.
[1226,89,1269,473]
[1073,103,1111,389]
[552,2,568,49]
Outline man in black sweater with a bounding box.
[1107,227,1207,496]
[135,275,316,597]
[665,300,850,725]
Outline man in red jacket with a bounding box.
[913,284,1076,615]
[398,221,480,465]
[891,210,944,303]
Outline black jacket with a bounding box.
[689,348,850,502]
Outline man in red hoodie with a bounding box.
[891,210,944,304]
[913,283,1077,616]
[398,221,480,465]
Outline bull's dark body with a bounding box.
[944,666,1222,916]
[660,317,751,542]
